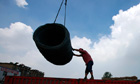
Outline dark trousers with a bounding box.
[85,60,93,74]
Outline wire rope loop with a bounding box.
[54,0,67,26]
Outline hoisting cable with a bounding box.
[54,0,67,26]
[64,0,67,26]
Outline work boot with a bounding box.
[84,77,87,81]
[90,76,94,80]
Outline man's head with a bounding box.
[79,48,84,53]
[79,48,83,51]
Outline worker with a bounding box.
[73,48,94,80]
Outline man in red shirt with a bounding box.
[73,48,94,80]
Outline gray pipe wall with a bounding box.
[33,23,73,65]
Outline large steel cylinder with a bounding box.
[33,23,73,65]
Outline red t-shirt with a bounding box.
[79,49,93,64]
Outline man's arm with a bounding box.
[72,48,80,51]
[72,48,82,57]
[73,53,82,57]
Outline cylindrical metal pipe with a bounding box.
[33,23,73,65]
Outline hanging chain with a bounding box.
[54,0,67,26]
